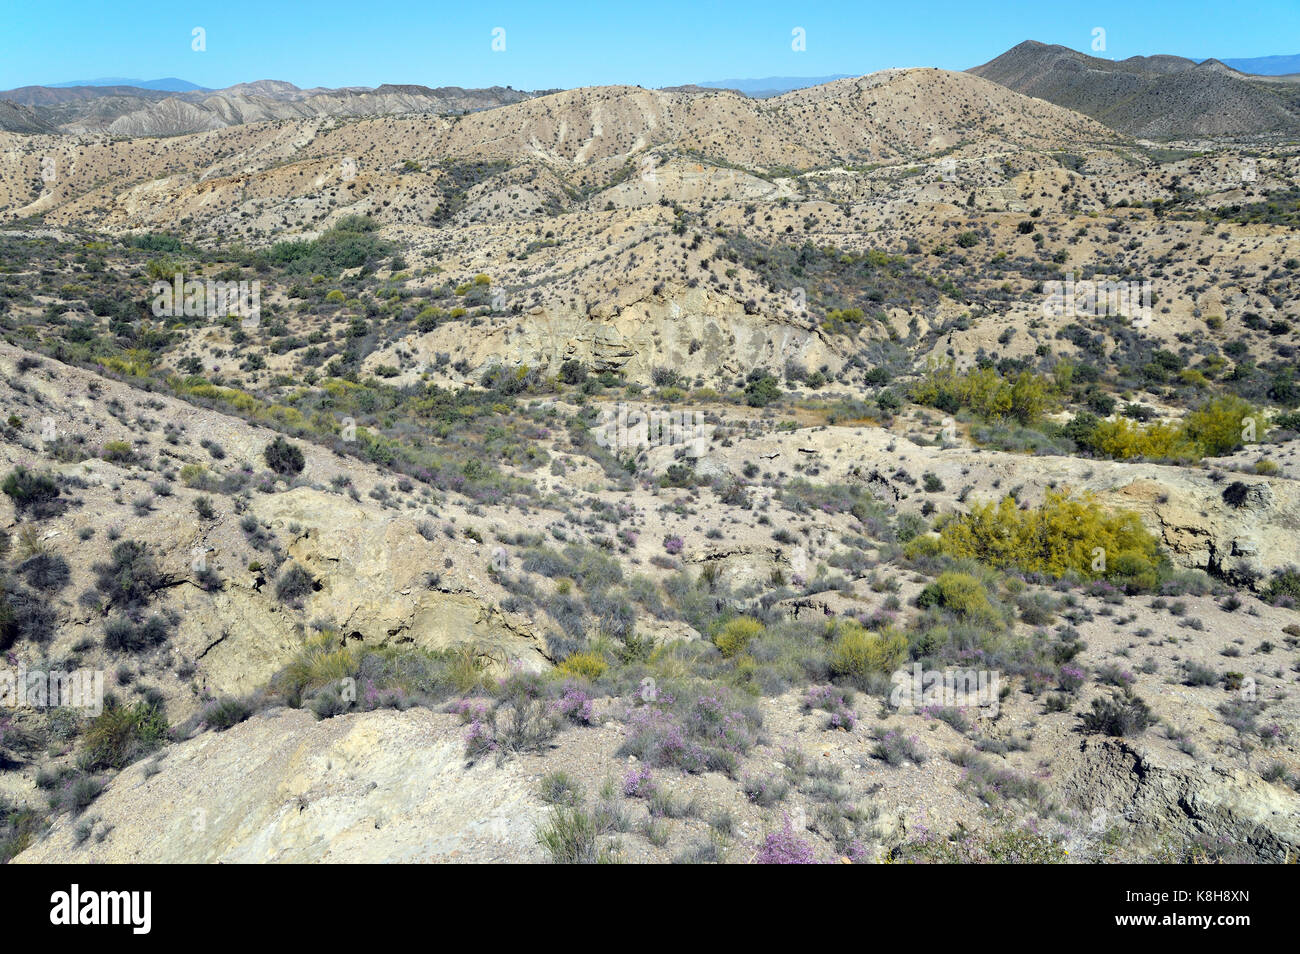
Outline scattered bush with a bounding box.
[829,622,908,686]
[714,616,764,657]
[929,490,1163,590]
[80,697,168,771]
[1081,691,1153,737]
[275,563,316,604]
[2,466,62,518]
[263,436,305,476]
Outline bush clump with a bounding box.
[714,616,764,658]
[93,541,162,608]
[275,562,316,604]
[263,435,305,476]
[2,466,62,518]
[1081,691,1153,737]
[910,361,1053,425]
[927,490,1164,590]
[80,697,169,771]
[829,622,909,685]
[915,571,1001,626]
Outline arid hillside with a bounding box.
[0,61,1298,866]
[971,40,1300,139]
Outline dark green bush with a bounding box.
[263,436,305,476]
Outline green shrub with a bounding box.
[100,440,136,464]
[829,623,909,682]
[1262,567,1300,604]
[744,373,782,408]
[200,696,254,731]
[915,571,1000,626]
[263,436,305,476]
[2,466,62,518]
[536,806,608,863]
[714,617,764,657]
[80,698,169,771]
[927,489,1163,590]
[1182,395,1258,457]
[911,361,1053,425]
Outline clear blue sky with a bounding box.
[2,0,1298,91]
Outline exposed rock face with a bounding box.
[252,488,551,671]
[14,708,548,863]
[1061,738,1300,861]
[368,283,838,385]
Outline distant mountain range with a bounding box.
[0,80,537,136]
[696,75,855,97]
[1214,55,1300,76]
[970,40,1300,138]
[46,77,207,91]
[6,41,1300,140]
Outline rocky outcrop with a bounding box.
[14,707,548,863]
[1060,738,1300,862]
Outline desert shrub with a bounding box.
[0,796,45,861]
[744,372,782,408]
[93,540,161,608]
[1261,567,1300,605]
[915,571,1000,626]
[103,614,171,652]
[269,636,485,713]
[829,622,909,684]
[1,587,56,646]
[894,825,1064,863]
[454,671,568,763]
[1016,591,1058,625]
[275,562,316,603]
[951,750,1045,807]
[803,685,857,731]
[264,215,391,276]
[263,435,305,476]
[2,466,62,518]
[100,440,136,464]
[1081,691,1153,737]
[618,689,761,776]
[872,729,927,765]
[268,633,358,704]
[911,361,1053,425]
[557,650,607,680]
[928,490,1163,590]
[558,360,588,386]
[199,696,254,731]
[540,770,584,806]
[1075,396,1259,461]
[79,697,168,771]
[755,814,816,864]
[714,616,764,657]
[1182,395,1257,457]
[1078,417,1195,461]
[44,773,105,816]
[1181,661,1219,687]
[536,806,609,863]
[18,552,70,592]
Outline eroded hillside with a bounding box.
[0,66,1298,864]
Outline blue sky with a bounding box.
[2,0,1299,91]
